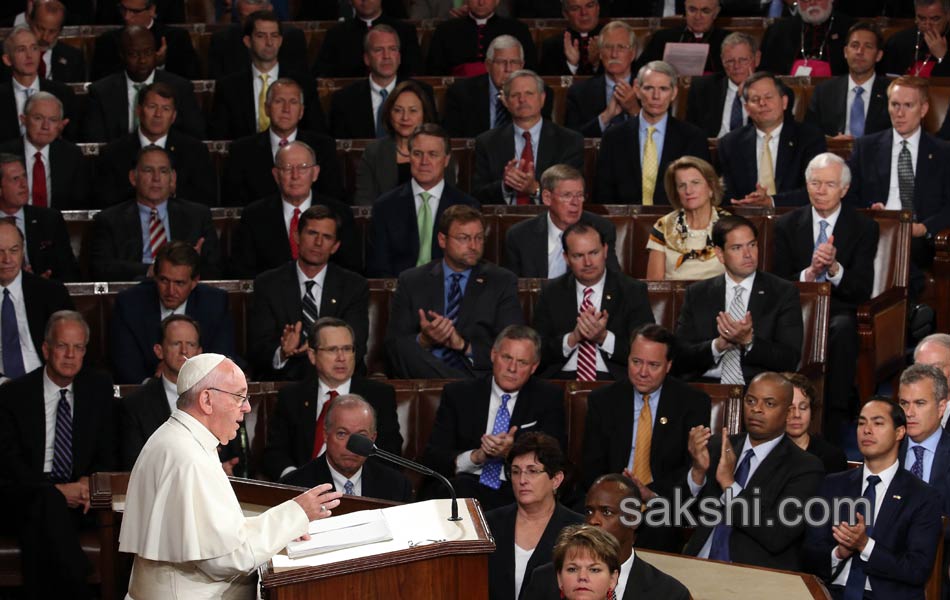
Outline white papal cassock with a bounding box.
[119,410,308,599]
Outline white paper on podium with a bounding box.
[662,42,709,76]
[286,510,393,559]
[271,499,482,572]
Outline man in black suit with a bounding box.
[95,0,184,26]
[82,26,205,143]
[772,152,879,441]
[427,0,537,75]
[443,35,554,138]
[675,215,803,383]
[0,311,115,599]
[95,82,215,208]
[223,78,343,208]
[898,364,950,504]
[263,316,397,480]
[504,164,619,277]
[522,474,691,599]
[207,0,308,79]
[367,123,479,277]
[537,0,602,76]
[684,372,824,570]
[89,145,221,281]
[0,153,78,281]
[230,141,358,278]
[806,22,891,138]
[90,0,198,80]
[881,0,950,78]
[386,204,523,379]
[686,31,761,138]
[0,92,88,210]
[759,0,854,76]
[247,206,369,381]
[110,241,238,383]
[0,26,79,142]
[581,324,711,550]
[594,60,709,204]
[803,397,943,599]
[29,0,86,82]
[312,0,422,79]
[474,69,583,205]
[533,222,654,380]
[209,11,325,140]
[422,325,565,509]
[635,0,729,74]
[564,21,639,138]
[279,393,411,502]
[717,71,827,207]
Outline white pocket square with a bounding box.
[519,421,538,429]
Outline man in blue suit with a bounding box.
[804,396,943,600]
[110,241,238,384]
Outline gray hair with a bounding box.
[503,69,544,97]
[598,20,636,50]
[24,91,64,120]
[901,363,949,403]
[44,310,90,345]
[324,393,378,434]
[915,333,950,360]
[720,31,758,55]
[264,77,304,106]
[915,0,950,12]
[492,325,542,364]
[364,23,401,53]
[540,164,584,193]
[805,152,852,188]
[486,34,524,62]
[636,60,678,87]
[3,25,36,58]
[275,139,316,165]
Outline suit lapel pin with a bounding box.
[331,298,337,304]
[892,494,901,500]
[831,33,839,40]
[659,417,668,425]
[605,294,612,301]
[789,140,794,147]
[170,145,175,152]
[476,277,484,283]
[58,57,67,65]
[929,154,933,160]
[304,401,309,408]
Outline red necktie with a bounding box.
[279,138,289,147]
[577,35,591,75]
[577,287,597,381]
[37,54,47,79]
[289,207,300,259]
[311,390,338,459]
[148,209,166,257]
[516,131,533,205]
[32,152,47,207]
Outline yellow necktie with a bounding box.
[257,73,271,133]
[759,132,776,195]
[641,126,657,205]
[631,394,653,485]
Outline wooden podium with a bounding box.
[260,498,495,600]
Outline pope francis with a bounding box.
[119,353,343,599]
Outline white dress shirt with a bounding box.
[281,195,312,234]
[158,299,187,322]
[718,79,748,138]
[545,212,567,278]
[24,139,51,207]
[845,74,875,134]
[885,127,920,210]
[138,130,167,149]
[42,369,74,472]
[270,261,327,370]
[0,272,42,377]
[455,378,519,478]
[269,127,298,159]
[703,272,756,379]
[328,460,363,495]
[251,63,280,127]
[798,205,845,286]
[560,273,616,373]
[369,76,397,130]
[12,77,40,135]
[755,122,782,179]
[615,550,636,600]
[412,178,445,215]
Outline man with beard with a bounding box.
[759,0,854,76]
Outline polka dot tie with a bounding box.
[479,393,511,489]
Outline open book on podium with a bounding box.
[260,498,495,599]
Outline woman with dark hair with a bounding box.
[783,372,848,473]
[353,79,456,205]
[486,432,583,600]
[554,525,621,600]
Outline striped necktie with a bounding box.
[147,209,167,258]
[719,286,745,384]
[641,126,658,205]
[301,280,319,341]
[51,389,73,482]
[576,287,597,381]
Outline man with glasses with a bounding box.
[759,0,853,76]
[882,0,950,77]
[686,31,761,138]
[263,317,401,482]
[636,0,728,74]
[422,325,565,510]
[538,0,603,76]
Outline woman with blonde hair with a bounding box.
[554,524,621,600]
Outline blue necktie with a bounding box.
[708,447,754,561]
[911,445,926,479]
[494,96,510,128]
[343,480,354,495]
[815,220,830,282]
[479,393,512,489]
[729,93,743,131]
[51,389,73,483]
[768,0,784,17]
[1,288,24,379]
[850,87,865,138]
[439,273,467,370]
[375,88,389,138]
[843,475,881,600]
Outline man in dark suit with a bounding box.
[898,364,950,511]
[110,241,238,384]
[0,153,79,282]
[806,22,891,138]
[279,393,411,501]
[803,396,943,599]
[367,123,479,277]
[686,31,761,138]
[422,325,565,509]
[772,152,879,441]
[95,0,184,27]
[564,21,639,138]
[533,222,654,380]
[537,0,602,76]
[881,0,950,78]
[759,0,854,76]
[717,71,826,207]
[581,324,711,550]
[95,82,215,208]
[0,311,115,599]
[90,0,198,80]
[263,317,397,481]
[28,0,86,82]
[684,372,825,570]
[82,26,205,143]
[504,164,619,277]
[675,215,803,383]
[312,0,421,78]
[209,11,325,140]
[474,70,583,205]
[386,204,523,379]
[207,0,308,78]
[594,60,709,204]
[0,92,88,210]
[247,206,369,381]
[89,145,221,281]
[522,474,691,599]
[443,36,553,138]
[426,0,537,75]
[635,0,729,74]
[0,26,79,142]
[297,0,407,19]
[230,141,357,278]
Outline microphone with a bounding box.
[347,433,462,522]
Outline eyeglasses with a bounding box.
[209,387,250,408]
[510,467,547,479]
[806,179,841,191]
[276,163,315,174]
[722,56,752,68]
[553,192,585,202]
[317,345,355,356]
